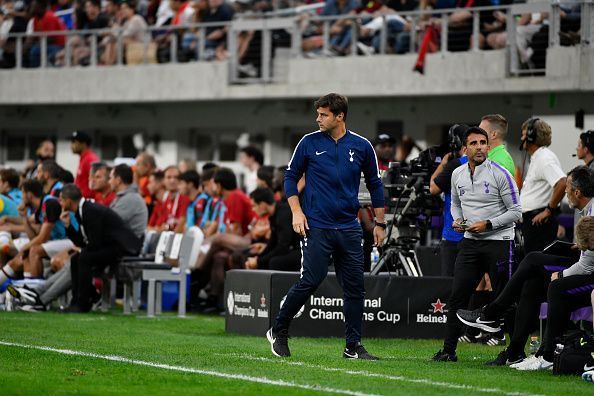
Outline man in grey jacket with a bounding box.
[457,165,594,368]
[109,164,148,239]
[433,127,522,362]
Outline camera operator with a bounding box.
[519,118,566,254]
[430,124,469,276]
[433,127,522,362]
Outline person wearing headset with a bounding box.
[519,117,566,254]
[576,130,594,171]
[430,123,469,276]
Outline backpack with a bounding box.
[553,329,594,375]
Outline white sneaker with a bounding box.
[514,355,553,371]
[509,355,538,369]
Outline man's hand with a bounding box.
[373,226,385,247]
[452,218,466,233]
[60,211,71,228]
[551,271,559,281]
[292,211,309,237]
[249,242,267,255]
[245,256,258,269]
[17,203,27,217]
[531,209,551,225]
[467,220,488,233]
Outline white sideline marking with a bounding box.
[0,341,376,396]
[221,353,543,396]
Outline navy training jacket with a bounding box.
[284,129,385,229]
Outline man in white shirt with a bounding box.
[519,118,566,253]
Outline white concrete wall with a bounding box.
[1,47,593,105]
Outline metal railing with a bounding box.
[1,1,591,82]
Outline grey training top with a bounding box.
[563,250,594,277]
[451,159,522,241]
[110,184,148,239]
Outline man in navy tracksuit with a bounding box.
[266,93,386,360]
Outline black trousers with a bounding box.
[542,274,594,357]
[274,227,364,345]
[522,210,558,254]
[484,252,574,355]
[440,239,461,277]
[70,247,122,312]
[443,238,514,354]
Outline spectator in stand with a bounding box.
[327,0,384,56]
[134,151,156,206]
[26,0,66,67]
[374,133,396,172]
[70,130,99,199]
[103,0,118,25]
[576,130,594,170]
[56,0,111,66]
[155,0,194,62]
[89,161,116,206]
[54,0,75,30]
[147,170,166,230]
[37,160,65,197]
[101,0,148,65]
[519,118,566,254]
[300,0,357,55]
[24,139,55,180]
[108,164,148,239]
[244,187,300,271]
[0,0,28,68]
[201,0,234,60]
[178,169,203,229]
[180,0,209,61]
[239,145,263,194]
[0,179,68,283]
[0,168,22,204]
[60,184,141,313]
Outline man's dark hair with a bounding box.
[580,130,594,153]
[113,164,134,185]
[239,146,264,166]
[257,165,275,189]
[179,170,201,189]
[151,170,165,181]
[21,179,44,198]
[90,161,110,176]
[85,0,101,8]
[250,187,275,205]
[59,168,74,184]
[463,127,489,146]
[41,160,61,180]
[314,93,348,121]
[214,167,237,191]
[568,165,594,198]
[202,162,218,172]
[0,168,21,189]
[61,183,82,201]
[202,167,217,182]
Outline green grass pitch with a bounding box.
[0,311,591,395]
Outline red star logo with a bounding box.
[431,299,446,313]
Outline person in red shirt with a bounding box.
[161,166,190,232]
[70,131,99,199]
[89,162,115,206]
[27,0,66,67]
[147,170,166,229]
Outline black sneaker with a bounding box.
[266,328,290,357]
[432,350,458,362]
[456,307,501,333]
[343,343,379,360]
[485,348,526,366]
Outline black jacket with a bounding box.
[66,199,142,256]
[258,200,300,269]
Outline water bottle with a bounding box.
[529,336,540,355]
[0,231,11,254]
[370,247,380,272]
